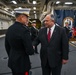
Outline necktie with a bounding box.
[47,28,51,42]
[25,72,29,75]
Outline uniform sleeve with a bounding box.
[22,30,34,55]
[5,35,10,56]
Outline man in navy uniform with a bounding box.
[5,8,34,75]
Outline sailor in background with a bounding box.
[64,22,70,39]
[30,20,39,54]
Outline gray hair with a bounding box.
[50,14,55,21]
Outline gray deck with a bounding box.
[0,37,76,75]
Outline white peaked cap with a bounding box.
[14,8,31,16]
[32,20,36,23]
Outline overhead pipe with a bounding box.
[39,0,56,21]
[0,1,7,8]
[42,5,46,13]
[39,1,53,21]
[47,1,52,13]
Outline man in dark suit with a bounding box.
[5,9,34,75]
[33,14,69,75]
[30,20,39,54]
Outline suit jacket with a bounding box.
[30,27,38,41]
[34,25,69,68]
[5,22,34,72]
[64,27,70,37]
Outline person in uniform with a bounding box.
[5,9,34,75]
[30,20,39,54]
[64,22,70,39]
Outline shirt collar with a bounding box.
[51,24,55,30]
[47,24,55,30]
[47,24,55,36]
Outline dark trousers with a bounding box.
[34,46,38,53]
[12,71,29,75]
[42,60,62,75]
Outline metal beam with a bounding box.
[49,0,76,2]
[7,3,42,7]
[54,5,76,10]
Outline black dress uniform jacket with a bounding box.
[5,22,34,73]
[34,25,69,68]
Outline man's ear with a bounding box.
[20,15,24,21]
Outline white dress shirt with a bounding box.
[47,24,55,37]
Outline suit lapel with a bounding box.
[44,28,48,43]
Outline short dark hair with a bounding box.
[15,13,28,18]
[32,20,36,24]
[15,13,21,18]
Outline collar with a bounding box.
[47,24,55,36]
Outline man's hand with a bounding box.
[33,46,35,50]
[62,59,68,64]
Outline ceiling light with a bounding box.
[33,7,36,10]
[56,1,60,4]
[34,11,36,13]
[18,7,22,9]
[65,2,73,4]
[33,1,37,4]
[12,1,17,4]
